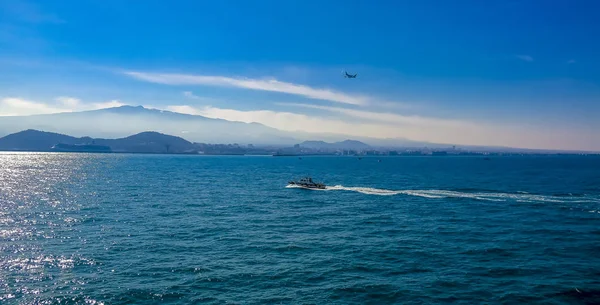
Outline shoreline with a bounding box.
[0,150,598,157]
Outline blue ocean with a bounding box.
[1,153,599,304]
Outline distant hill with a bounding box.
[0,130,80,151]
[0,129,195,153]
[336,140,372,150]
[98,131,193,153]
[299,139,371,150]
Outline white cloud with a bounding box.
[516,55,534,62]
[124,71,369,106]
[166,105,200,115]
[56,96,80,107]
[0,97,126,116]
[0,97,70,116]
[91,100,125,109]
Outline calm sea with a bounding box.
[1,153,599,304]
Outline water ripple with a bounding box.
[1,153,599,304]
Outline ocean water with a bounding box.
[1,153,599,305]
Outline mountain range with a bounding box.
[0,106,294,146]
[0,105,441,148]
[0,106,594,153]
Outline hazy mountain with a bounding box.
[299,139,371,150]
[0,129,195,153]
[0,106,296,145]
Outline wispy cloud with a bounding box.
[56,96,80,107]
[55,96,124,110]
[124,71,369,106]
[166,105,200,115]
[0,97,126,116]
[516,55,534,62]
[92,100,125,109]
[279,103,465,128]
[0,97,68,116]
[567,59,576,64]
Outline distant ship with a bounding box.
[288,177,326,190]
[272,152,301,157]
[51,143,111,153]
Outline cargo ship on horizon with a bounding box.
[51,143,112,153]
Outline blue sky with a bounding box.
[0,0,599,150]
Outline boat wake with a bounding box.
[288,184,600,203]
[326,185,403,196]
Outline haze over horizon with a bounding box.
[1,0,599,151]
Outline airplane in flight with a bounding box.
[343,71,358,78]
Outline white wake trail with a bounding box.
[286,184,600,204]
[326,185,403,196]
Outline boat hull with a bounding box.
[287,182,326,190]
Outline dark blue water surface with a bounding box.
[1,153,600,304]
